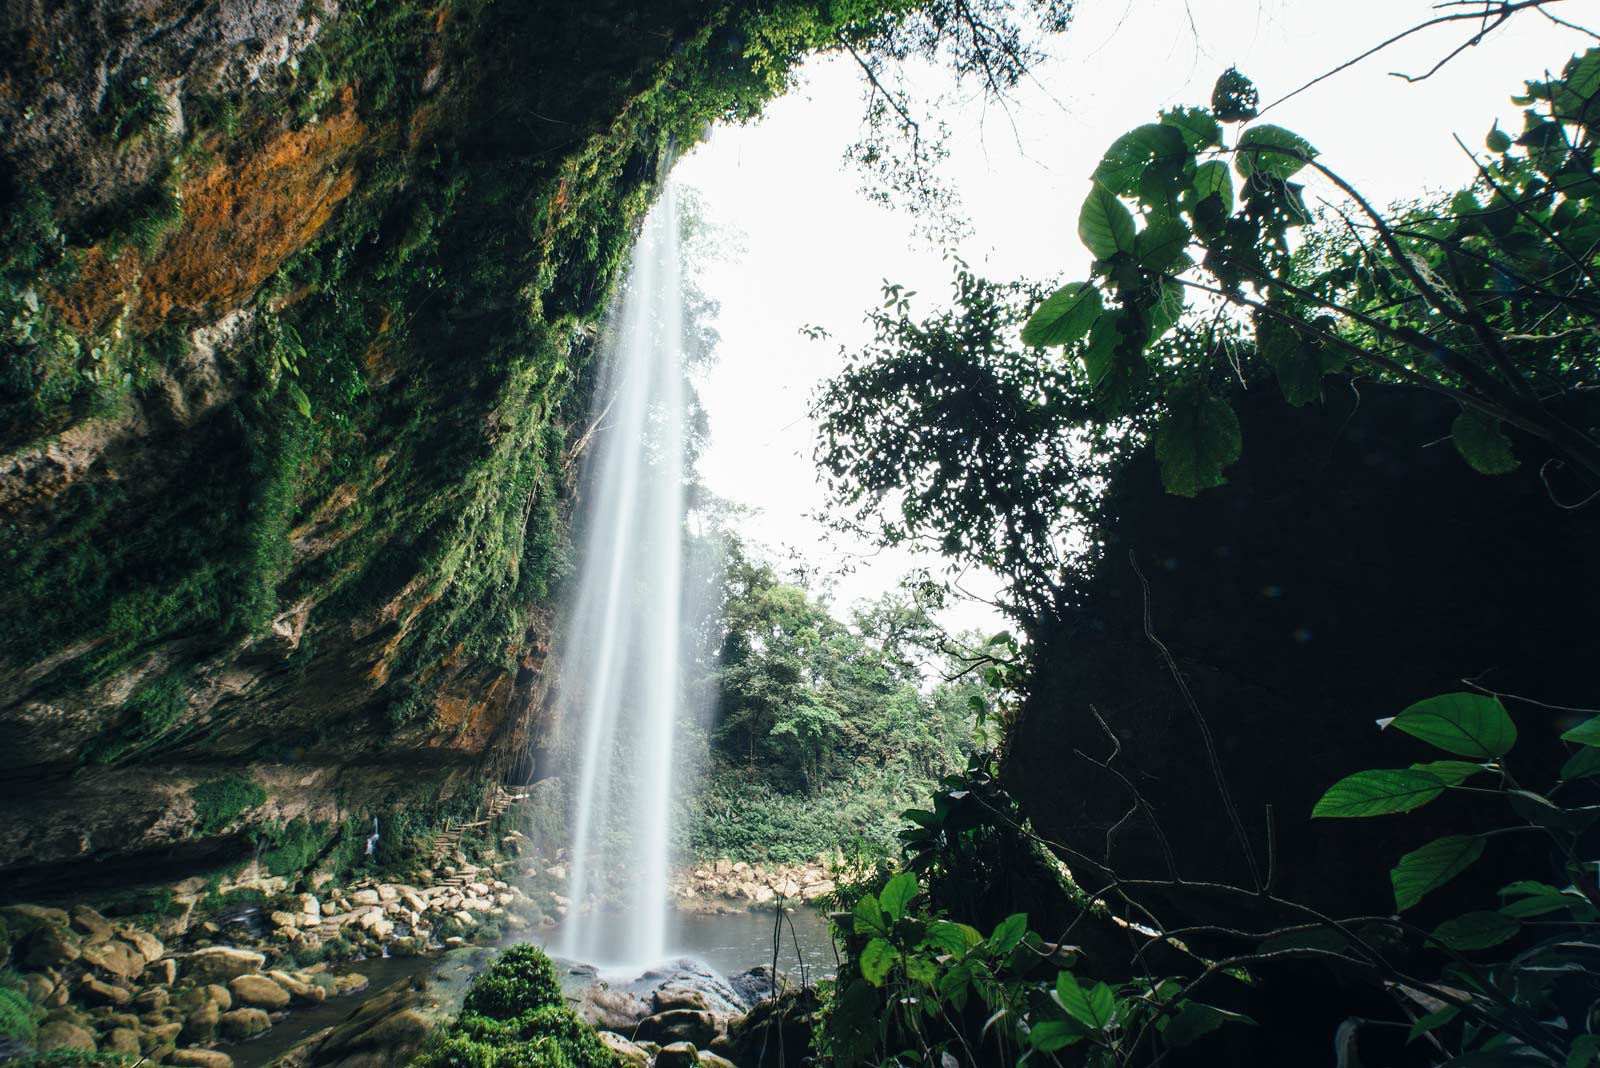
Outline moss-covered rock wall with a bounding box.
[0,0,878,896]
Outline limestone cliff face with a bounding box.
[0,0,818,895]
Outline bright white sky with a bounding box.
[674,0,1588,634]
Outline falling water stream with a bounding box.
[554,179,688,970]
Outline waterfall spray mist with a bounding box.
[555,180,688,969]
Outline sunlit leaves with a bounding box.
[1021,283,1102,347]
[1391,835,1485,910]
[1079,182,1136,259]
[879,871,918,920]
[1095,124,1187,197]
[1235,124,1317,180]
[1313,769,1447,818]
[1387,693,1517,759]
[860,937,899,986]
[1055,972,1114,1030]
[1153,383,1240,496]
[1135,217,1192,271]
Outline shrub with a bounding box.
[0,985,36,1042]
[189,776,267,834]
[459,945,562,1019]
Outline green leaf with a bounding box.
[287,382,312,419]
[1561,715,1600,747]
[1312,769,1447,818]
[1235,124,1318,180]
[1029,1020,1083,1052]
[1136,218,1192,271]
[922,920,977,957]
[1408,760,1489,786]
[1161,106,1222,150]
[1486,125,1513,153]
[1079,182,1136,260]
[1055,972,1113,1030]
[1569,1033,1600,1068]
[1429,911,1521,950]
[879,871,918,921]
[1406,1005,1459,1043]
[853,894,888,937]
[1021,283,1103,347]
[904,953,938,984]
[938,961,972,1011]
[1388,693,1517,758]
[1162,1002,1255,1047]
[859,937,899,987]
[987,913,1029,955]
[1191,160,1234,214]
[1148,280,1186,340]
[1560,745,1600,781]
[1154,384,1241,496]
[1392,835,1485,911]
[1451,410,1518,474]
[1094,123,1188,196]
[1274,342,1322,407]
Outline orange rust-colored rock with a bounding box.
[50,90,368,336]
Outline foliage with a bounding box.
[0,1055,136,1068]
[1304,691,1600,1064]
[1018,49,1600,496]
[822,866,1252,1067]
[189,775,268,835]
[684,536,989,863]
[0,984,35,1043]
[412,945,610,1068]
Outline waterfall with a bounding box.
[555,180,688,969]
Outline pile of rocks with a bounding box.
[1,904,370,1067]
[672,858,837,910]
[575,960,793,1068]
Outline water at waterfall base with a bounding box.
[540,905,836,981]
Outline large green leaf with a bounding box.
[1562,715,1600,747]
[1235,124,1317,180]
[1160,106,1222,150]
[1029,1020,1083,1052]
[853,894,888,937]
[879,871,918,921]
[1153,384,1241,496]
[1136,217,1193,271]
[1429,911,1521,950]
[1021,283,1103,347]
[1452,410,1518,474]
[1391,835,1485,911]
[1162,1002,1255,1047]
[1409,760,1489,786]
[1312,768,1447,818]
[1094,123,1188,196]
[1387,693,1517,758]
[859,937,899,986]
[987,913,1029,955]
[1055,972,1114,1030]
[1079,182,1136,260]
[1191,160,1234,214]
[1561,745,1600,781]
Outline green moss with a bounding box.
[414,947,609,1068]
[0,984,36,1042]
[190,775,267,834]
[3,1054,137,1068]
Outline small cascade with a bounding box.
[554,179,690,969]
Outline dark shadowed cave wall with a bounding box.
[0,0,874,897]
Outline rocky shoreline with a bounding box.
[671,856,839,912]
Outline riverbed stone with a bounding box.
[23,923,81,968]
[80,938,147,979]
[171,1048,236,1068]
[597,1030,651,1068]
[79,976,133,1006]
[185,1001,221,1042]
[145,957,179,986]
[333,973,368,995]
[634,1009,721,1048]
[69,905,113,943]
[230,973,291,1010]
[654,1041,699,1068]
[119,926,165,963]
[183,947,265,983]
[37,1019,97,1051]
[699,1054,739,1068]
[135,987,171,1012]
[267,970,327,1005]
[102,1027,142,1055]
[220,1007,272,1039]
